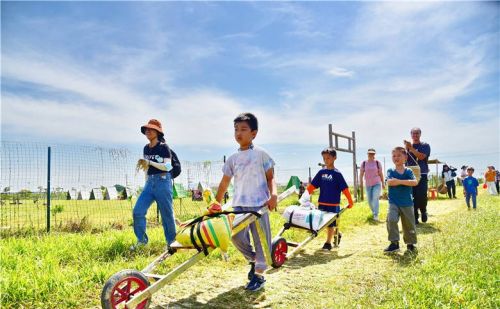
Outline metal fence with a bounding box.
[0,141,316,235]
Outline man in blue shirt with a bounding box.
[405,127,431,224]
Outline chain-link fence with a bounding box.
[1,141,315,235]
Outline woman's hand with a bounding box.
[136,159,149,173]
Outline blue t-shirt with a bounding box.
[463,176,479,194]
[387,168,415,207]
[310,168,348,206]
[406,142,431,174]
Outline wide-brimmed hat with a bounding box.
[141,119,164,136]
[367,148,376,154]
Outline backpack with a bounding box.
[362,160,381,171]
[167,145,181,179]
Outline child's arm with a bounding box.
[387,179,418,187]
[306,184,316,195]
[342,188,354,208]
[265,168,278,210]
[214,175,232,204]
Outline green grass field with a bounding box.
[1,193,498,308]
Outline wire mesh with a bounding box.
[1,141,313,235]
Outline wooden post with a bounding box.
[328,124,359,202]
[352,131,358,201]
[328,124,333,148]
[46,147,51,233]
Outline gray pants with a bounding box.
[232,206,272,273]
[387,203,417,245]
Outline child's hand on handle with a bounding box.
[266,194,278,211]
[207,202,222,214]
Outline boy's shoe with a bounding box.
[384,242,400,253]
[247,262,255,280]
[129,242,146,251]
[165,245,177,255]
[322,243,332,251]
[421,212,428,223]
[406,244,417,253]
[373,215,380,222]
[246,274,266,292]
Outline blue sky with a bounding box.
[2,1,499,184]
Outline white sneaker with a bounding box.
[373,215,379,222]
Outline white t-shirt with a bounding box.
[443,170,455,182]
[222,145,275,207]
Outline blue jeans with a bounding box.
[465,192,477,209]
[366,183,382,217]
[413,174,428,220]
[133,173,176,245]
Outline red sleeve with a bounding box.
[306,184,316,194]
[342,188,353,206]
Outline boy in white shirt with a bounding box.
[211,113,277,292]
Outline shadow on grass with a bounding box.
[365,217,385,226]
[416,222,441,235]
[153,286,268,309]
[266,250,355,273]
[387,249,419,266]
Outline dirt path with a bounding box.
[150,198,463,308]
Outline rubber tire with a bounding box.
[101,269,151,309]
[271,237,288,268]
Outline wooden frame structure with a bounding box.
[328,124,361,201]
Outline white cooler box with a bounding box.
[282,205,337,231]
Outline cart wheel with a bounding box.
[101,269,151,309]
[271,237,288,268]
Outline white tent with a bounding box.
[90,188,104,200]
[67,189,79,200]
[125,187,135,198]
[197,182,210,192]
[105,187,119,200]
[79,190,91,200]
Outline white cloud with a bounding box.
[326,67,354,78]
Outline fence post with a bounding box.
[46,147,51,233]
